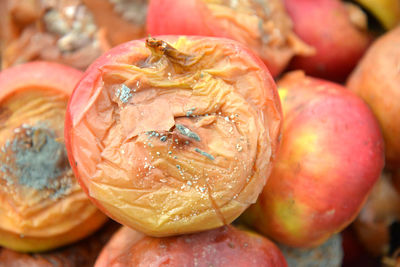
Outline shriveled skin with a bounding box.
[65,36,282,236]
[243,71,384,248]
[147,0,314,77]
[353,172,400,256]
[347,27,400,170]
[285,0,370,82]
[95,225,287,267]
[0,62,107,252]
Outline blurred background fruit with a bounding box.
[347,26,400,170]
[284,0,371,82]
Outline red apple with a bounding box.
[347,26,400,170]
[147,0,314,77]
[285,0,371,82]
[243,71,384,248]
[95,225,288,267]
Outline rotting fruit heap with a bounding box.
[0,0,399,266]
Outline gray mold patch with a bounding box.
[1,124,71,198]
[194,148,215,161]
[176,124,201,141]
[115,84,132,104]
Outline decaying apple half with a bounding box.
[0,62,107,252]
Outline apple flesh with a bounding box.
[243,71,384,248]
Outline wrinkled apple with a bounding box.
[65,36,282,237]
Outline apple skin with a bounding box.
[243,71,384,248]
[95,225,288,267]
[284,0,370,82]
[347,27,400,170]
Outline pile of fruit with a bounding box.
[0,0,399,266]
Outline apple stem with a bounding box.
[145,37,201,68]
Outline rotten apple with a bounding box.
[65,36,282,237]
[147,0,314,77]
[0,62,107,252]
[0,0,148,70]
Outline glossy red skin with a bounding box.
[0,61,82,98]
[284,0,370,82]
[64,35,282,230]
[147,0,283,77]
[244,72,384,248]
[95,225,288,267]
